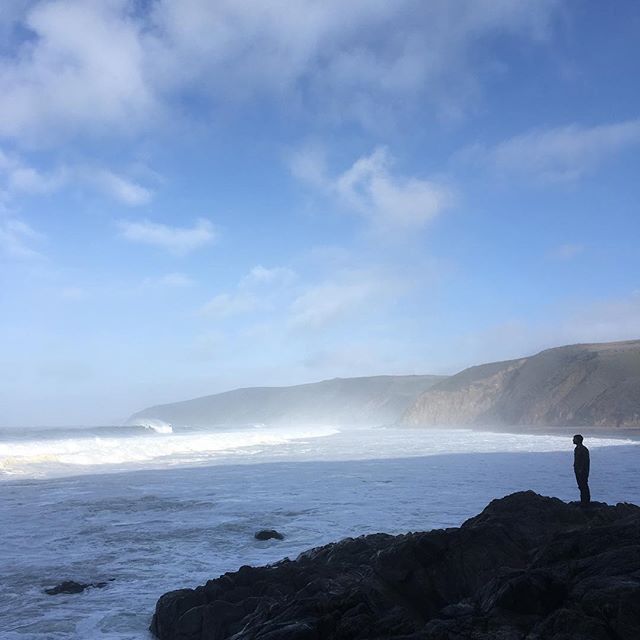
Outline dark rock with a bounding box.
[45,579,111,595]
[150,491,640,639]
[255,529,284,541]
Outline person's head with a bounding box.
[573,434,584,445]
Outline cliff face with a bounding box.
[150,492,640,640]
[130,375,445,428]
[403,340,640,428]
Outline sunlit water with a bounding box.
[1,424,638,639]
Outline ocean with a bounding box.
[1,423,638,639]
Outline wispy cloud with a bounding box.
[240,265,296,287]
[0,218,43,259]
[465,119,640,183]
[86,169,153,206]
[288,271,400,329]
[291,145,453,230]
[0,148,67,195]
[0,148,153,205]
[201,264,296,319]
[117,218,216,255]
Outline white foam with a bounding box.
[0,425,340,478]
[134,419,174,434]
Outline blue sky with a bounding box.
[1,0,639,426]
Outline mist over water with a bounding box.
[1,425,639,639]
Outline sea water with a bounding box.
[1,424,638,639]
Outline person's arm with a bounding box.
[585,448,590,476]
[575,447,589,475]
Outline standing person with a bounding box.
[573,434,590,505]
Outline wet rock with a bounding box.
[255,529,284,541]
[45,579,110,595]
[151,491,640,639]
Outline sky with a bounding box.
[1,0,639,427]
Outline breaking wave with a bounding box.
[0,424,340,479]
[134,419,174,434]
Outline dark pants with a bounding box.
[575,473,590,505]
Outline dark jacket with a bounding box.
[574,444,590,478]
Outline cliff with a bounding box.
[403,340,640,428]
[130,375,445,428]
[150,491,640,639]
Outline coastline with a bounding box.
[470,423,640,440]
[399,422,640,441]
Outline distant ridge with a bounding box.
[129,375,445,428]
[402,340,640,428]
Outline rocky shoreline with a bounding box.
[151,491,640,639]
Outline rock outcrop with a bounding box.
[150,491,640,639]
[403,340,640,428]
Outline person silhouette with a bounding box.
[573,434,590,505]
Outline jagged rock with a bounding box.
[45,579,110,595]
[150,491,640,639]
[255,529,284,541]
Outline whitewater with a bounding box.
[1,423,639,639]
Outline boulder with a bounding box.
[254,529,284,541]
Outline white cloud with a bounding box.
[201,264,296,318]
[0,0,157,143]
[117,218,216,255]
[0,0,560,144]
[292,146,453,230]
[0,218,42,259]
[470,119,640,183]
[0,148,67,195]
[7,165,66,194]
[87,169,153,206]
[0,147,153,205]
[151,0,559,125]
[199,264,405,332]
